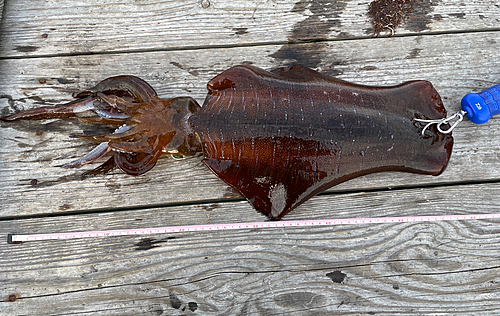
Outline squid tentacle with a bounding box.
[76,116,129,126]
[94,109,130,120]
[1,97,95,121]
[2,75,201,176]
[62,142,112,168]
[76,76,158,103]
[95,92,141,114]
[109,134,157,154]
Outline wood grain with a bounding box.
[1,0,500,58]
[1,182,500,315]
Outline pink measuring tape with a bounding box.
[8,213,500,243]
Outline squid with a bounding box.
[1,65,453,219]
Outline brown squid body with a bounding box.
[191,65,453,219]
[1,65,453,219]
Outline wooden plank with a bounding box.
[1,182,500,315]
[1,0,500,57]
[2,31,500,217]
[0,0,4,25]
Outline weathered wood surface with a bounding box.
[1,0,500,315]
[1,0,500,58]
[2,183,500,315]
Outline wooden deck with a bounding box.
[2,0,500,314]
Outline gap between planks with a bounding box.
[2,176,500,222]
[2,27,500,61]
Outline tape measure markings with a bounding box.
[8,213,500,243]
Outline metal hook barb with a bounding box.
[414,110,467,136]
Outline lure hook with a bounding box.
[415,110,467,136]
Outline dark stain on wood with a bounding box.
[54,78,76,84]
[448,12,466,19]
[166,291,197,312]
[169,291,183,309]
[324,60,346,76]
[404,0,440,32]
[134,237,175,251]
[1,117,64,135]
[0,94,15,110]
[134,238,161,251]
[6,294,19,302]
[233,27,248,35]
[188,301,198,312]
[170,61,184,69]
[59,203,73,210]
[271,0,347,71]
[433,14,443,20]
[287,0,343,40]
[149,304,164,315]
[326,270,346,283]
[15,45,39,53]
[272,42,345,76]
[18,172,91,188]
[360,65,378,71]
[201,203,219,212]
[170,61,200,77]
[407,47,423,59]
[105,181,122,193]
[22,95,47,106]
